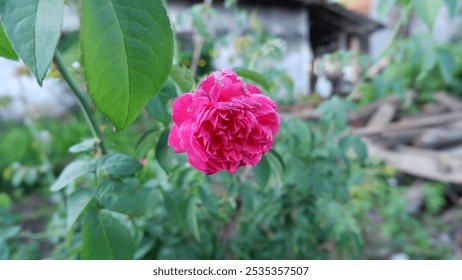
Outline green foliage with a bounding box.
[349,167,451,259]
[50,159,90,192]
[93,153,143,177]
[155,128,177,173]
[233,68,271,93]
[357,35,460,106]
[411,0,440,31]
[0,0,64,84]
[82,208,135,260]
[252,155,271,188]
[444,0,458,18]
[0,22,17,60]
[378,0,397,16]
[80,0,174,130]
[67,188,94,230]
[0,0,457,261]
[170,65,195,93]
[96,179,146,217]
[422,182,448,214]
[146,79,178,124]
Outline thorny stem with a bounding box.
[53,51,107,154]
[190,0,213,77]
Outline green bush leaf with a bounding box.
[146,79,177,124]
[94,153,143,177]
[0,192,12,207]
[155,129,176,172]
[67,188,94,230]
[186,195,200,241]
[81,0,174,130]
[411,0,440,31]
[444,0,457,18]
[253,155,271,188]
[96,179,146,217]
[11,167,27,187]
[50,160,91,192]
[82,208,135,260]
[0,0,64,84]
[135,127,162,159]
[170,65,195,93]
[280,75,294,97]
[163,190,187,232]
[0,226,21,242]
[437,49,456,84]
[0,243,9,260]
[378,0,397,16]
[233,68,271,93]
[69,138,97,154]
[0,22,17,60]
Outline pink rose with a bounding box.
[168,69,280,175]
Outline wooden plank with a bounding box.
[363,139,462,184]
[366,102,396,127]
[414,128,462,149]
[434,92,462,111]
[355,111,462,136]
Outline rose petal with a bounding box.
[167,124,184,153]
[171,93,194,125]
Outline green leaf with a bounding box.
[411,0,440,31]
[191,4,209,36]
[69,138,97,153]
[80,0,174,130]
[378,0,397,16]
[233,68,271,93]
[351,136,368,163]
[253,155,271,188]
[280,75,294,97]
[0,226,21,242]
[82,208,135,260]
[170,65,195,93]
[444,0,457,18]
[11,167,27,187]
[0,22,17,60]
[417,47,437,81]
[0,243,9,260]
[422,47,437,71]
[94,153,143,177]
[135,126,163,159]
[155,129,176,172]
[437,49,456,84]
[186,195,200,241]
[23,167,38,186]
[0,0,64,84]
[0,192,11,207]
[163,190,187,232]
[50,160,90,192]
[96,179,146,217]
[67,188,94,230]
[266,149,286,181]
[146,79,177,124]
[224,0,238,8]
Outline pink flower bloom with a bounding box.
[168,69,280,175]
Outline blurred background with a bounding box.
[1,0,462,260]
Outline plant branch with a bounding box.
[53,51,107,154]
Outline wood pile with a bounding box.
[281,92,462,184]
